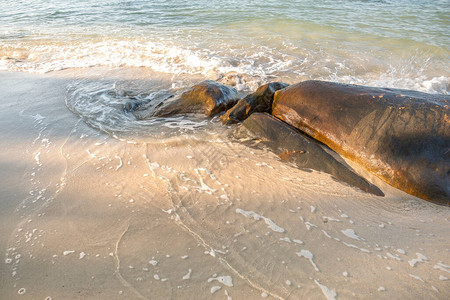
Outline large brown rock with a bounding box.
[272,80,450,205]
[233,113,384,196]
[221,82,289,124]
[154,80,239,117]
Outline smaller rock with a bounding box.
[154,80,238,117]
[221,82,289,124]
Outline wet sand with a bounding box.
[1,70,449,299]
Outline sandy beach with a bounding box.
[1,1,449,298]
[1,69,449,299]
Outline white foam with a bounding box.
[32,114,45,121]
[296,249,320,272]
[280,237,292,243]
[163,118,208,131]
[408,274,424,282]
[86,149,96,158]
[421,76,450,94]
[2,34,449,94]
[194,169,217,195]
[224,289,232,300]
[34,152,42,166]
[434,262,450,274]
[207,250,216,257]
[236,208,285,233]
[437,262,450,268]
[182,269,192,280]
[115,155,123,171]
[396,249,406,255]
[1,40,222,75]
[323,216,340,222]
[322,230,333,239]
[304,222,317,231]
[341,229,364,241]
[207,275,233,287]
[255,162,274,169]
[386,253,402,261]
[314,280,337,300]
[18,288,26,295]
[210,286,221,294]
[408,253,428,267]
[342,242,371,253]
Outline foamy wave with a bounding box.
[420,76,450,95]
[329,75,450,95]
[0,39,279,90]
[0,40,219,74]
[1,38,449,94]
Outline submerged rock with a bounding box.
[233,113,384,196]
[123,92,175,120]
[123,98,153,113]
[272,80,450,204]
[221,82,289,124]
[154,80,238,117]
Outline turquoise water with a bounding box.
[1,0,449,93]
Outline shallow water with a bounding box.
[1,70,449,299]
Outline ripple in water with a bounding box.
[65,79,211,139]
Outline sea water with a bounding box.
[0,0,449,93]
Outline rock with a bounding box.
[123,98,152,113]
[154,80,238,117]
[221,82,289,124]
[124,92,175,120]
[272,80,450,205]
[233,113,384,196]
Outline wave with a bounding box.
[1,38,449,94]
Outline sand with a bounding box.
[1,69,449,299]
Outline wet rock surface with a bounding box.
[154,80,238,117]
[233,113,384,196]
[221,82,289,124]
[272,80,450,204]
[124,81,238,119]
